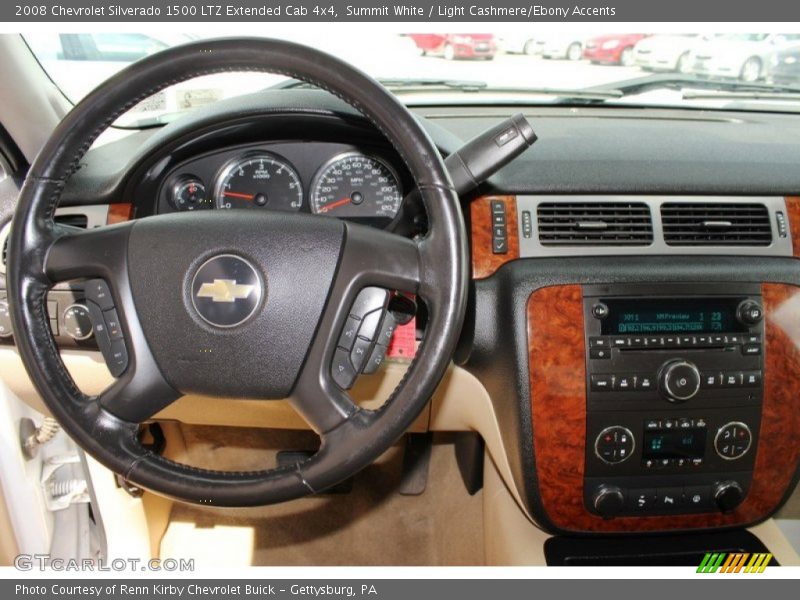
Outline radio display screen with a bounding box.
[643,428,707,460]
[601,298,745,335]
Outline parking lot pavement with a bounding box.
[375,52,645,89]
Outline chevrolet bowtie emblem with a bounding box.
[196,279,256,303]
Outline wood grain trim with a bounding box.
[528,283,800,533]
[470,195,519,279]
[106,203,134,225]
[786,197,800,258]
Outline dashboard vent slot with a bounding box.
[661,203,772,246]
[536,202,653,246]
[0,221,10,275]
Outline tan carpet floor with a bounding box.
[160,426,485,566]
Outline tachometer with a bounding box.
[214,153,303,211]
[310,153,402,220]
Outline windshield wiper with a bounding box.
[585,73,800,98]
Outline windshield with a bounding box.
[22,29,800,127]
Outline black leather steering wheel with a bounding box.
[7,38,467,506]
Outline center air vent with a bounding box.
[661,203,772,246]
[536,202,653,246]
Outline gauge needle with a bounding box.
[223,191,255,200]
[321,197,352,212]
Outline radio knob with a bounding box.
[713,480,744,513]
[736,300,764,326]
[593,485,625,517]
[659,359,701,402]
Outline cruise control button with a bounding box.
[331,348,357,390]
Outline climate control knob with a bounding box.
[592,485,625,518]
[659,359,701,402]
[714,480,744,513]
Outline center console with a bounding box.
[527,281,800,534]
[582,284,763,518]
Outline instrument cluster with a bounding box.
[157,141,407,227]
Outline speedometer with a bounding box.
[214,153,303,211]
[310,153,403,220]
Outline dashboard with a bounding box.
[3,89,800,544]
[155,141,411,230]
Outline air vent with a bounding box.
[661,203,772,246]
[536,202,653,246]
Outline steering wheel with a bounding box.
[7,38,467,506]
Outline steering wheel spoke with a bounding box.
[43,222,180,423]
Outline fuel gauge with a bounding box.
[171,176,211,211]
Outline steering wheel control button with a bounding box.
[350,287,390,320]
[659,359,701,402]
[358,309,384,341]
[331,348,357,390]
[191,254,262,328]
[337,316,360,351]
[62,304,94,340]
[84,279,115,311]
[0,299,12,338]
[107,339,129,377]
[362,341,387,375]
[350,337,373,372]
[594,426,635,465]
[715,422,752,460]
[103,309,123,340]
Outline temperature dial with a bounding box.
[171,177,209,211]
[63,304,94,340]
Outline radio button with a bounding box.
[629,336,646,348]
[723,372,744,387]
[590,374,613,391]
[636,375,654,390]
[590,347,611,359]
[701,371,722,388]
[743,371,762,386]
[745,334,761,344]
[660,359,702,402]
[646,336,663,347]
[664,336,678,347]
[742,344,762,356]
[589,336,608,348]
[613,375,633,391]
[611,336,629,348]
[725,334,742,344]
[680,335,697,346]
